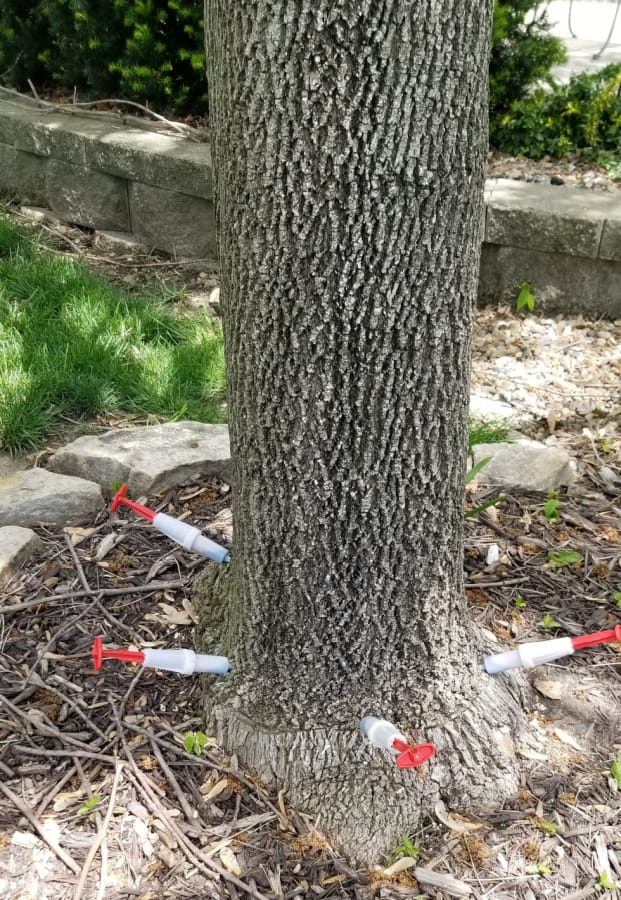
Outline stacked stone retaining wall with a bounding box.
[0,95,619,316]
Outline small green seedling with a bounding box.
[548,550,583,568]
[538,820,557,836]
[526,859,552,875]
[538,612,561,632]
[614,592,621,609]
[595,870,618,892]
[611,756,621,790]
[601,437,613,454]
[543,492,561,524]
[516,281,536,314]
[388,833,420,865]
[514,595,527,608]
[77,794,101,823]
[464,456,505,520]
[184,730,209,756]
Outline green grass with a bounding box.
[0,215,226,453]
[468,417,511,449]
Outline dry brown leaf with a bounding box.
[534,679,562,700]
[435,800,485,833]
[383,857,417,876]
[63,526,95,546]
[52,790,83,812]
[182,597,200,624]
[158,845,176,867]
[144,602,193,626]
[219,846,242,876]
[205,778,229,800]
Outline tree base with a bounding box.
[194,568,526,864]
[213,675,521,863]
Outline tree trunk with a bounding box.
[199,0,524,862]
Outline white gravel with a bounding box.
[471,307,621,430]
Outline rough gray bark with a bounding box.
[200,0,525,862]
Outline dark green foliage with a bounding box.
[0,0,206,113]
[492,64,621,159]
[489,0,566,141]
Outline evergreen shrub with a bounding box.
[489,0,566,144]
[0,0,206,113]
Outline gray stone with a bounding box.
[97,229,143,250]
[478,244,621,318]
[0,525,43,585]
[14,114,90,165]
[0,469,103,527]
[48,421,231,497]
[47,160,130,230]
[485,179,616,258]
[471,440,576,493]
[0,97,40,148]
[88,129,213,200]
[0,143,48,205]
[469,395,516,423]
[599,218,621,263]
[128,182,216,258]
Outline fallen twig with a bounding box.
[0,84,205,140]
[111,701,269,900]
[73,760,123,900]
[0,781,81,875]
[1,580,185,614]
[150,738,198,825]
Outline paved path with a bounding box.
[547,0,621,79]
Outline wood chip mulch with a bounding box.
[1,457,619,899]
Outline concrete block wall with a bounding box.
[480,180,621,316]
[0,95,215,259]
[0,95,620,315]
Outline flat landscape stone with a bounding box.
[471,439,576,493]
[599,218,621,263]
[0,143,48,205]
[48,421,231,497]
[0,526,43,586]
[88,130,213,199]
[47,160,130,230]
[128,182,216,258]
[0,469,103,527]
[485,180,616,258]
[469,394,516,423]
[478,244,621,318]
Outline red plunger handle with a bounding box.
[572,624,621,650]
[392,738,436,768]
[110,483,156,523]
[92,636,145,670]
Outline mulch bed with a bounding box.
[0,454,619,899]
[0,208,619,898]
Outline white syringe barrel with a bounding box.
[360,716,405,754]
[483,637,574,673]
[142,648,231,675]
[153,513,230,563]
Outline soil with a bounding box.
[0,208,620,900]
[487,149,621,193]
